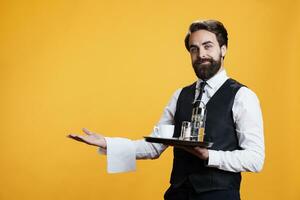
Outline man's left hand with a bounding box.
[179,146,209,160]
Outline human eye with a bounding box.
[204,44,213,50]
[189,46,198,53]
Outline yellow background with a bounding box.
[1,0,300,199]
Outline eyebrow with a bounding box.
[189,41,214,49]
[202,41,214,45]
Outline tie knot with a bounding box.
[199,81,206,90]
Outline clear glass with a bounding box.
[180,121,191,140]
[190,100,207,142]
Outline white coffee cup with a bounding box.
[153,124,174,138]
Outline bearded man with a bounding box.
[68,19,265,200]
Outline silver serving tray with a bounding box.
[144,136,213,148]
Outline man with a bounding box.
[68,19,265,200]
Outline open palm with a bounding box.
[68,128,107,148]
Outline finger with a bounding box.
[75,135,87,141]
[194,147,201,151]
[68,134,78,138]
[194,147,206,153]
[194,147,205,150]
[68,135,84,142]
[180,146,194,153]
[68,135,92,145]
[82,128,92,135]
[68,134,86,141]
[82,128,105,138]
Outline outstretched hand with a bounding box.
[67,128,107,149]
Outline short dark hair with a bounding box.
[184,20,228,51]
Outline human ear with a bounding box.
[221,45,227,57]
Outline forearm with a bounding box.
[133,139,168,159]
[208,148,265,172]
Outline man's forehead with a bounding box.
[189,30,218,45]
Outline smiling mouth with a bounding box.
[195,60,211,65]
[202,61,210,64]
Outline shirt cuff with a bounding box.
[207,150,221,168]
[105,137,136,173]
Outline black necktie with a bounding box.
[196,81,207,102]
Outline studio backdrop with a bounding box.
[1,0,299,199]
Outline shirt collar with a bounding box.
[196,68,228,91]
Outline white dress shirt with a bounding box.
[100,69,265,174]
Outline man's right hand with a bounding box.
[68,128,107,149]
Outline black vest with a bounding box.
[170,78,244,193]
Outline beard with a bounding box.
[192,54,222,81]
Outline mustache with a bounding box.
[194,58,213,65]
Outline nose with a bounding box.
[197,48,207,59]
